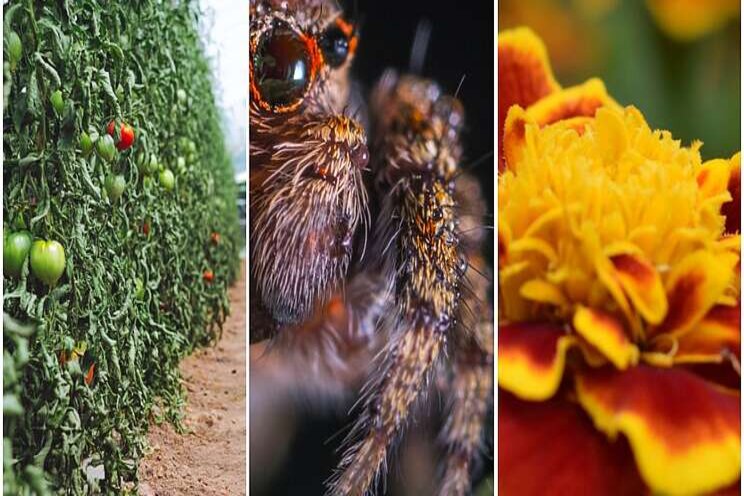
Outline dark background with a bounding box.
[250,1,495,495]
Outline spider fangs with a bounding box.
[249,2,493,495]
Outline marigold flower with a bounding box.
[646,0,740,41]
[498,27,741,496]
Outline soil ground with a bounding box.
[138,262,246,496]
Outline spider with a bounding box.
[249,1,493,494]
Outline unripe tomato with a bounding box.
[80,132,94,157]
[106,121,135,151]
[177,89,187,103]
[104,174,126,202]
[134,277,145,300]
[30,240,66,286]
[96,134,116,163]
[203,269,214,283]
[148,154,160,174]
[159,169,175,191]
[176,156,186,173]
[50,90,64,114]
[4,230,32,278]
[7,31,22,69]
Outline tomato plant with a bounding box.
[3,230,32,278]
[3,2,239,492]
[29,240,66,286]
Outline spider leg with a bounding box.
[437,254,494,496]
[328,74,471,496]
[435,169,494,495]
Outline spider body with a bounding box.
[249,1,493,494]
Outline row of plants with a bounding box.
[3,1,239,493]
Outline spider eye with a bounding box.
[319,26,350,67]
[320,18,357,68]
[253,24,313,108]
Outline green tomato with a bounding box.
[80,132,94,156]
[159,169,175,191]
[50,90,64,114]
[7,31,22,69]
[176,156,186,173]
[30,240,66,286]
[3,231,32,278]
[134,277,145,300]
[104,174,126,202]
[148,154,160,174]
[96,134,116,163]
[177,88,187,103]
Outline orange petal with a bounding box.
[498,322,574,401]
[525,78,620,128]
[675,305,740,364]
[653,250,739,338]
[499,390,646,496]
[498,28,560,171]
[610,253,668,325]
[576,366,740,496]
[723,152,740,234]
[573,306,639,370]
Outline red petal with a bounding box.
[576,366,741,495]
[498,322,574,401]
[610,253,667,325]
[653,250,738,338]
[499,390,646,495]
[676,305,740,363]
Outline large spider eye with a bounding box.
[253,24,313,109]
[319,18,357,68]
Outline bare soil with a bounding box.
[138,263,246,496]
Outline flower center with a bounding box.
[499,105,735,344]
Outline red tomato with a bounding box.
[106,120,135,150]
[142,222,150,235]
[203,269,214,283]
[84,363,95,386]
[210,232,220,245]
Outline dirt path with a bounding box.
[139,262,246,496]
